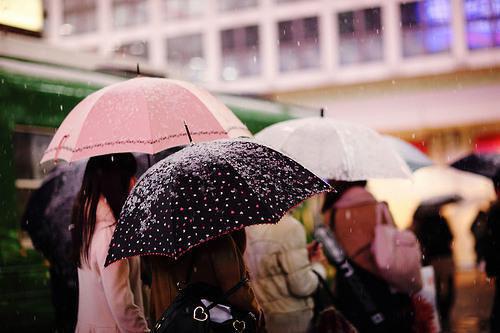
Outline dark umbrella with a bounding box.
[105,138,331,266]
[21,162,86,263]
[451,153,500,179]
[414,194,463,218]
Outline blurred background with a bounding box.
[0,0,499,331]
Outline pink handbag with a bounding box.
[371,203,423,294]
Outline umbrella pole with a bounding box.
[183,121,193,144]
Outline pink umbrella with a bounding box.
[41,78,251,163]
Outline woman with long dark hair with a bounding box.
[72,153,149,332]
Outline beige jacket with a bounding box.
[76,197,149,333]
[244,214,326,333]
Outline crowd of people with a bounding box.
[23,150,500,333]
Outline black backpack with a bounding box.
[152,251,257,333]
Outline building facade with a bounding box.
[43,1,500,92]
[43,0,500,148]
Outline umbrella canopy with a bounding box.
[451,152,500,179]
[419,194,463,208]
[21,162,85,264]
[383,135,433,172]
[255,117,411,181]
[414,194,463,218]
[105,138,330,266]
[41,77,251,163]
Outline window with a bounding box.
[218,0,258,12]
[113,0,149,29]
[61,0,97,35]
[13,127,55,216]
[167,34,206,82]
[114,41,149,59]
[464,0,500,49]
[278,16,320,72]
[400,0,452,57]
[163,0,204,20]
[338,7,383,65]
[221,25,260,80]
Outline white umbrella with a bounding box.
[383,135,433,172]
[256,117,411,181]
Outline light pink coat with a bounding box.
[76,197,149,333]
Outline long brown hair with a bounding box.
[72,153,137,267]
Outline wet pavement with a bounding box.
[448,269,494,333]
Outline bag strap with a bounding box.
[205,277,250,311]
[312,270,336,305]
[328,208,337,230]
[177,250,198,291]
[376,202,395,227]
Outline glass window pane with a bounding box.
[465,0,500,50]
[61,0,97,35]
[400,0,451,57]
[114,40,149,59]
[467,20,494,49]
[220,25,260,80]
[338,7,383,65]
[163,0,204,20]
[218,0,258,12]
[338,12,355,34]
[278,17,320,72]
[113,0,149,29]
[167,34,206,82]
[13,130,53,180]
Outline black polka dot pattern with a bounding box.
[105,138,331,266]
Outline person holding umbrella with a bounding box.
[71,153,149,332]
[322,180,416,332]
[104,138,330,332]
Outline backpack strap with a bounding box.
[205,277,250,311]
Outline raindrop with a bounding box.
[59,105,63,111]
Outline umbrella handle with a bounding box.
[183,121,193,144]
[54,134,69,163]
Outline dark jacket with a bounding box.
[335,262,414,333]
[486,201,500,277]
[412,208,453,265]
[149,234,265,331]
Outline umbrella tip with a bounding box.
[320,108,325,118]
[183,121,194,144]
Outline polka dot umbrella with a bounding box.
[105,138,331,266]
